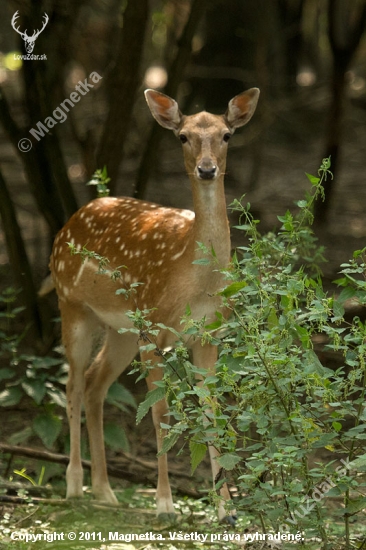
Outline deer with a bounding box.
[11,11,49,54]
[47,87,259,523]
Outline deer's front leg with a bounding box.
[144,351,175,519]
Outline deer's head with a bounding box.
[144,88,260,184]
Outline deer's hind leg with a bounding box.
[192,341,236,524]
[60,300,100,499]
[84,328,138,503]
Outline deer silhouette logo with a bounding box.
[11,11,49,54]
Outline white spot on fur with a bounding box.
[171,245,188,261]
[74,261,87,286]
[179,209,195,220]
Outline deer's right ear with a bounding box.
[144,90,183,132]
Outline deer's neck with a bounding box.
[190,176,231,267]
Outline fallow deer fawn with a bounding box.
[49,88,259,522]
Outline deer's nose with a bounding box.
[197,159,217,180]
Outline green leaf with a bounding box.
[159,431,180,455]
[326,486,342,497]
[332,301,345,319]
[33,413,61,448]
[332,421,342,432]
[8,426,33,446]
[278,211,294,231]
[303,350,333,377]
[189,440,207,474]
[116,288,128,296]
[155,323,181,339]
[160,423,171,430]
[353,247,366,259]
[294,324,311,348]
[107,382,136,409]
[205,320,222,330]
[0,368,15,381]
[0,387,23,407]
[24,356,64,369]
[333,277,348,287]
[118,327,140,335]
[267,307,278,329]
[21,380,46,405]
[220,281,247,298]
[305,172,320,186]
[192,258,210,265]
[192,386,210,399]
[139,343,157,354]
[216,453,241,471]
[104,423,130,452]
[338,286,356,303]
[349,453,366,469]
[344,497,366,516]
[47,389,67,408]
[13,468,36,486]
[136,385,166,424]
[345,424,366,437]
[311,432,338,448]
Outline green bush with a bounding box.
[128,159,366,548]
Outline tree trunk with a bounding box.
[96,0,149,194]
[277,0,304,91]
[1,4,83,236]
[314,0,366,225]
[134,0,209,200]
[0,87,65,236]
[0,169,42,341]
[22,56,79,225]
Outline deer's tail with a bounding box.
[38,274,55,297]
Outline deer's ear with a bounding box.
[145,89,183,132]
[225,88,260,130]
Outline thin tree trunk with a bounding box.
[314,0,366,224]
[133,0,209,200]
[0,87,64,236]
[22,58,79,224]
[0,169,42,341]
[0,4,82,236]
[96,0,149,194]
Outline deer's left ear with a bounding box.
[225,88,260,130]
[145,89,183,132]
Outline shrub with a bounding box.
[130,159,366,548]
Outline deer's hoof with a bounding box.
[157,512,177,524]
[221,514,237,526]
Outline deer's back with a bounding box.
[50,197,225,336]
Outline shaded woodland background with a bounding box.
[0,0,366,346]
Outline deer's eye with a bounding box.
[179,134,188,144]
[223,133,231,143]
